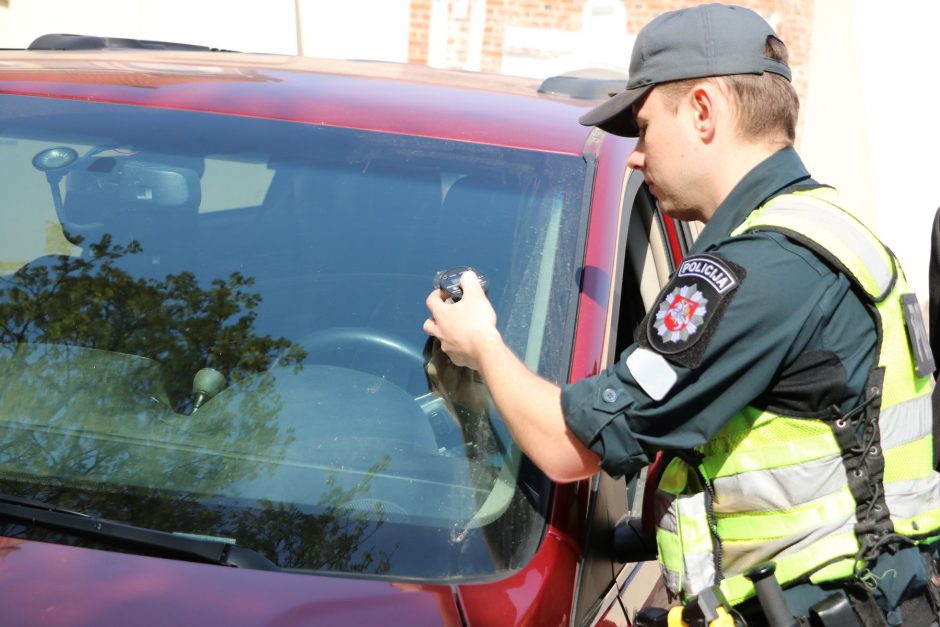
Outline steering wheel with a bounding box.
[283,326,427,392]
[295,327,425,363]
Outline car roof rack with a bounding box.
[27,33,233,52]
[537,68,628,100]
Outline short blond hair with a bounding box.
[656,36,798,145]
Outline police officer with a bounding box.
[424,4,940,625]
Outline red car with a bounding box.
[0,35,687,626]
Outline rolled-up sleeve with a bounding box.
[562,355,650,477]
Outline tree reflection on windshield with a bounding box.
[227,457,396,573]
[0,234,304,407]
[0,235,396,573]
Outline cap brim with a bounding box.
[578,85,653,137]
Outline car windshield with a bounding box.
[0,94,588,580]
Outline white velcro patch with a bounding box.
[626,347,677,401]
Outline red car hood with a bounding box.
[0,537,461,626]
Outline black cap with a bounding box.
[579,4,791,137]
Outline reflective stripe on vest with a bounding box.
[654,460,716,596]
[736,189,896,300]
[653,187,940,606]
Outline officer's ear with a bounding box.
[687,82,719,142]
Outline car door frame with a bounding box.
[572,168,689,627]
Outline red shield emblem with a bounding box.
[664,295,698,331]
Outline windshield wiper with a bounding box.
[0,492,277,571]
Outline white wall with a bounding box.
[298,0,410,62]
[0,0,299,53]
[799,0,937,304]
[853,0,940,305]
[0,0,412,62]
[799,0,875,223]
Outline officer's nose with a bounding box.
[627,144,645,172]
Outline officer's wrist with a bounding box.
[470,326,506,369]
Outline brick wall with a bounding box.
[408,0,814,102]
[408,0,432,65]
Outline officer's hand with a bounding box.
[423,271,498,371]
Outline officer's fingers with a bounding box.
[423,316,438,337]
[460,271,484,298]
[426,289,447,312]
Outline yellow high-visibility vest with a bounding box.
[654,187,940,607]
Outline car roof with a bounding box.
[0,50,609,155]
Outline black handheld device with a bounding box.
[433,266,489,302]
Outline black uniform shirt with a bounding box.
[561,147,877,478]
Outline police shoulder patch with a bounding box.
[642,253,745,369]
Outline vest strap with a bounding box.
[736,191,898,302]
[830,369,894,548]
